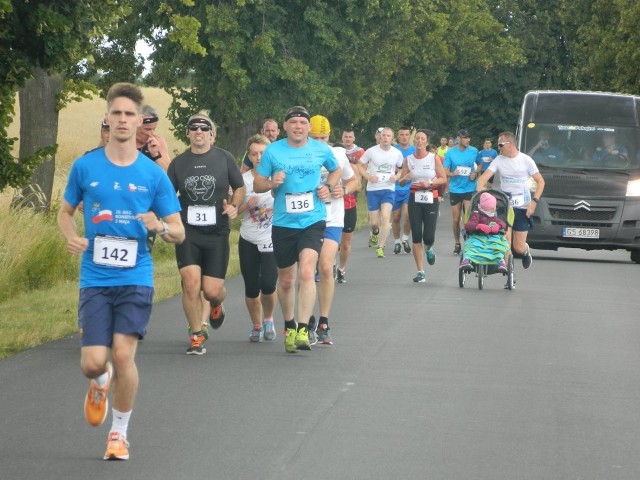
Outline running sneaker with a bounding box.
[187,323,209,340]
[316,323,333,345]
[295,327,311,351]
[186,334,206,355]
[497,259,508,273]
[402,240,411,254]
[103,431,130,461]
[453,243,461,255]
[376,247,385,258]
[413,271,426,283]
[284,328,298,353]
[426,247,436,266]
[522,244,533,269]
[250,325,264,343]
[336,268,346,284]
[308,315,318,346]
[84,362,112,427]
[459,258,472,271]
[209,303,226,329]
[263,319,276,341]
[393,243,402,255]
[369,233,379,248]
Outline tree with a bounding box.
[133,0,521,157]
[0,1,129,208]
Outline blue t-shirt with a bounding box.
[256,138,339,229]
[393,144,415,192]
[443,146,481,194]
[63,148,181,288]
[532,145,563,163]
[478,148,498,171]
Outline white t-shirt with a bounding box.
[321,146,355,227]
[406,152,437,188]
[487,151,539,208]
[360,145,404,192]
[239,171,275,245]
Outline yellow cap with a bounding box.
[309,115,331,135]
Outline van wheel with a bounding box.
[631,250,640,264]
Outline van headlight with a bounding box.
[627,179,640,197]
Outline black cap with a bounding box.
[457,129,471,138]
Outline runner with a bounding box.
[307,115,357,345]
[253,106,341,353]
[167,112,246,355]
[476,131,545,270]
[57,82,184,460]
[398,130,447,282]
[392,126,415,255]
[237,134,278,342]
[358,127,404,258]
[336,128,364,284]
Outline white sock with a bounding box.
[94,370,109,388]
[394,238,401,244]
[402,234,409,242]
[111,409,131,438]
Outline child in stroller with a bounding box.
[459,191,510,273]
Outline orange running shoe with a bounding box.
[84,362,112,426]
[103,431,130,460]
[209,303,226,329]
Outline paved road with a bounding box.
[2,206,640,480]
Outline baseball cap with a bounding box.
[310,115,331,135]
[457,129,471,138]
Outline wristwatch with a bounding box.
[159,220,170,236]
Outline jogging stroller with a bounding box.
[458,189,515,290]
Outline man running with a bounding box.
[167,112,246,355]
[358,127,404,258]
[57,82,184,460]
[476,131,545,269]
[253,106,341,353]
[392,126,415,254]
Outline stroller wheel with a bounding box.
[477,264,485,290]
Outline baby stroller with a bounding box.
[458,189,515,290]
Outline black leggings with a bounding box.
[238,236,278,298]
[408,193,439,246]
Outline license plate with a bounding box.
[562,227,600,238]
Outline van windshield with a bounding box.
[523,123,639,171]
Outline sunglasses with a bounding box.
[498,141,511,148]
[188,125,212,132]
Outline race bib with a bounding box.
[285,191,314,213]
[377,173,391,182]
[257,242,273,253]
[456,166,472,176]
[509,194,526,207]
[93,235,138,268]
[187,205,216,226]
[414,190,434,204]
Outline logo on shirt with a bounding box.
[92,209,113,223]
[184,175,215,202]
[90,181,99,188]
[113,182,121,190]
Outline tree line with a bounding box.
[1,0,639,209]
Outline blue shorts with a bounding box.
[78,286,154,347]
[392,189,410,211]
[324,226,343,244]
[512,208,534,232]
[366,190,395,211]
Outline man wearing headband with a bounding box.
[167,113,246,355]
[136,105,171,172]
[253,106,342,353]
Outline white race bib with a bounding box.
[377,173,391,182]
[285,191,314,213]
[93,235,138,268]
[187,205,216,226]
[456,166,472,176]
[257,242,273,253]
[414,190,434,204]
[509,194,525,207]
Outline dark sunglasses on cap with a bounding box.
[188,124,212,132]
[498,141,511,148]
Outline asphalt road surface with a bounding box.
[2,205,640,480]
